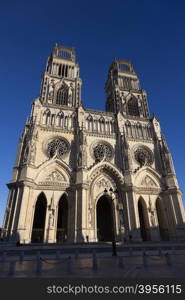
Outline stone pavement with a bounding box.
[1,242,185,278]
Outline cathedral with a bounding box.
[2,45,185,244]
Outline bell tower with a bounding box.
[2,45,185,245]
[40,44,82,108]
[105,60,149,118]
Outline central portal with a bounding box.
[96,195,114,241]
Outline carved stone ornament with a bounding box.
[134,146,153,166]
[23,145,29,163]
[96,178,111,189]
[47,138,69,159]
[45,170,66,182]
[141,175,157,187]
[93,142,113,162]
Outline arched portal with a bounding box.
[31,193,47,243]
[156,198,169,241]
[138,198,151,241]
[96,195,114,242]
[56,194,68,243]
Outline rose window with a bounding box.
[134,147,153,166]
[93,143,112,161]
[47,138,69,159]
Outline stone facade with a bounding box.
[2,45,185,244]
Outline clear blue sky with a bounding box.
[0,0,185,226]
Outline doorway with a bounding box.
[56,194,68,243]
[31,193,47,243]
[156,198,169,241]
[96,195,114,241]
[138,197,151,241]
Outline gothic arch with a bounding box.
[91,174,117,208]
[56,111,64,127]
[33,191,48,206]
[43,109,51,125]
[99,116,105,132]
[96,194,114,241]
[136,122,143,138]
[89,161,124,187]
[86,114,93,131]
[127,96,140,116]
[31,192,47,243]
[155,197,169,241]
[71,112,76,128]
[34,159,71,185]
[147,124,152,138]
[89,162,124,238]
[138,197,151,241]
[134,166,161,188]
[56,193,68,243]
[55,81,69,105]
[56,85,68,105]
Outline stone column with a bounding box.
[44,194,57,244]
[46,210,57,243]
[74,184,89,243]
[3,190,13,237]
[168,192,185,240]
[67,188,76,242]
[10,187,22,241]
[125,190,142,241]
[16,186,30,243]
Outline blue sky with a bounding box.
[0,0,185,226]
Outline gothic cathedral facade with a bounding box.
[3,45,185,244]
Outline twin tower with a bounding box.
[2,45,185,244]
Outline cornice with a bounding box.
[85,109,114,116]
[42,103,76,111]
[86,132,116,139]
[126,137,153,143]
[39,126,74,134]
[162,187,182,196]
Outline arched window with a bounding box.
[58,64,62,76]
[96,195,114,241]
[56,85,68,105]
[71,113,76,128]
[64,115,68,128]
[56,112,64,127]
[99,117,105,132]
[94,119,98,131]
[46,110,51,125]
[147,124,152,138]
[105,121,110,133]
[132,123,136,138]
[125,121,132,137]
[138,197,151,241]
[127,97,140,116]
[87,115,93,131]
[110,121,115,133]
[137,123,143,138]
[31,193,47,243]
[51,114,55,126]
[156,198,169,241]
[142,125,147,139]
[57,194,68,243]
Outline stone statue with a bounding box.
[77,149,82,167]
[29,141,36,163]
[78,144,87,167]
[68,84,73,106]
[150,211,155,226]
[49,213,54,227]
[48,80,55,102]
[23,145,29,163]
